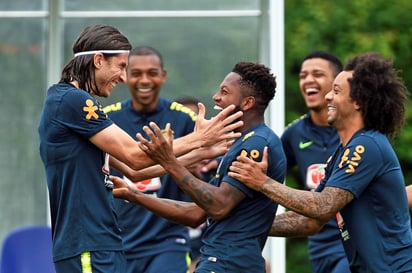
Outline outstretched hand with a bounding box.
[194,103,243,147]
[111,175,136,202]
[228,146,269,191]
[136,122,177,167]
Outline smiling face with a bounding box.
[93,52,129,97]
[326,70,358,130]
[299,58,336,112]
[212,72,246,111]
[126,54,166,111]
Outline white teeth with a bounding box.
[214,105,223,110]
[138,88,151,93]
[306,88,319,94]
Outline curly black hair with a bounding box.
[345,52,409,139]
[60,24,132,94]
[232,62,277,114]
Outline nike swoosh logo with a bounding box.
[299,141,313,149]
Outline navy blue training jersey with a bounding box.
[38,83,123,262]
[104,98,195,259]
[318,129,412,272]
[198,123,286,273]
[281,113,346,260]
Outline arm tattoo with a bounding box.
[262,179,353,221]
[271,211,322,237]
[182,173,215,207]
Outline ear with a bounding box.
[354,100,361,111]
[161,69,167,83]
[241,96,255,111]
[93,53,104,69]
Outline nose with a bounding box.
[119,69,127,83]
[212,92,219,102]
[325,90,332,101]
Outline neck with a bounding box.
[70,80,79,89]
[310,108,329,126]
[237,113,264,134]
[336,120,364,146]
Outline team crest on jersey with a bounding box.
[83,99,100,120]
[338,145,365,173]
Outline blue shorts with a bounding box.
[54,251,126,273]
[126,251,189,273]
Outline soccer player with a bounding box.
[38,24,243,273]
[229,52,412,272]
[112,61,286,272]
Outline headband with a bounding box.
[74,50,130,57]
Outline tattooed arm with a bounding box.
[229,147,354,223]
[136,122,246,221]
[270,210,324,237]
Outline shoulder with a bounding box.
[103,100,130,114]
[349,130,389,149]
[167,100,197,122]
[282,113,311,137]
[241,124,282,151]
[343,130,390,164]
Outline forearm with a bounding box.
[111,150,207,182]
[126,190,204,227]
[260,179,339,222]
[161,158,229,218]
[270,210,323,237]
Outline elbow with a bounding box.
[309,210,336,226]
[185,212,206,228]
[207,208,228,222]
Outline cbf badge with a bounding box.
[306,163,326,190]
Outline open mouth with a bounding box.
[138,88,152,93]
[305,88,319,96]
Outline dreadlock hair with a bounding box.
[60,24,132,95]
[303,50,343,77]
[345,52,409,140]
[232,62,277,115]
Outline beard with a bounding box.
[231,104,243,130]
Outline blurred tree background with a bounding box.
[284,0,412,272]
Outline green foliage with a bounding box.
[284,1,412,272]
[285,0,412,181]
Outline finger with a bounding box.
[220,120,244,133]
[165,123,173,143]
[142,125,157,142]
[236,155,252,164]
[213,104,236,121]
[148,122,163,137]
[136,132,149,144]
[262,146,268,163]
[137,141,149,152]
[221,110,243,125]
[110,175,127,187]
[197,102,206,120]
